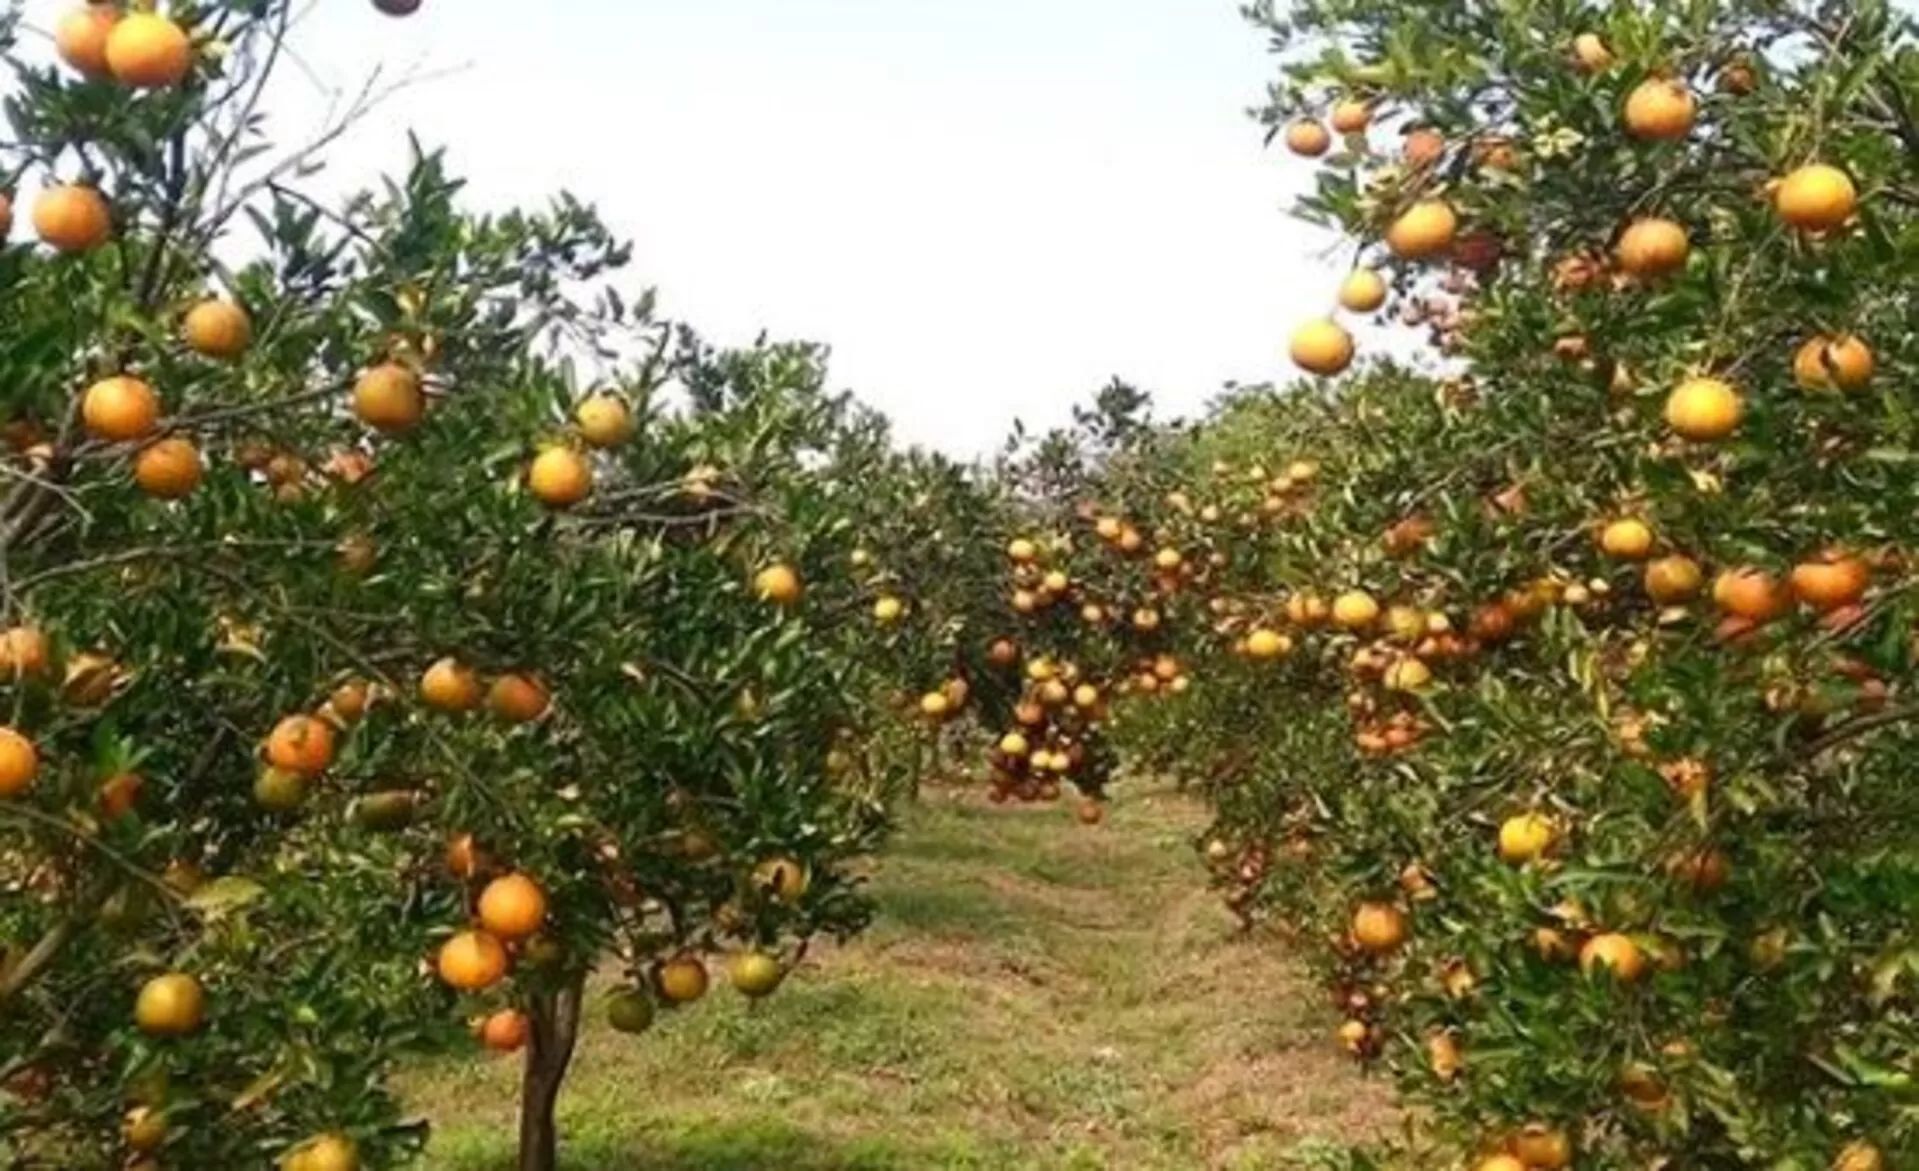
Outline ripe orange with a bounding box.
[477,873,548,940]
[1285,592,1328,626]
[1284,119,1331,157]
[182,299,252,359]
[1329,99,1371,134]
[1789,554,1869,611]
[1712,568,1789,622]
[1833,1142,1885,1171]
[1332,590,1380,630]
[1338,269,1387,313]
[527,446,591,509]
[437,930,509,991]
[291,1134,361,1171]
[32,184,111,252]
[1402,128,1444,168]
[1244,628,1289,660]
[1664,377,1742,441]
[1571,32,1613,72]
[1497,813,1555,864]
[105,12,192,88]
[478,1008,529,1052]
[1385,200,1458,260]
[1599,518,1654,560]
[0,727,39,798]
[1644,555,1704,603]
[351,363,424,433]
[420,657,481,712]
[1475,1157,1525,1171]
[1511,1126,1572,1169]
[82,375,160,441]
[134,972,205,1036]
[1578,932,1646,981]
[1624,79,1696,140]
[98,771,143,820]
[1667,849,1730,891]
[328,678,371,723]
[265,714,337,776]
[122,1105,167,1153]
[755,562,803,605]
[1383,657,1431,692]
[657,955,709,1004]
[728,951,785,998]
[0,626,52,680]
[1006,537,1039,563]
[56,4,119,77]
[1792,334,1873,392]
[1774,163,1856,232]
[488,673,550,722]
[133,436,202,498]
[1615,217,1689,277]
[575,394,634,447]
[1351,902,1407,953]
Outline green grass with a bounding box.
[402,784,1393,1170]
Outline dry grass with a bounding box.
[402,782,1395,1170]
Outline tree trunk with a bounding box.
[517,973,584,1171]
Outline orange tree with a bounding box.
[0,4,897,1170]
[1093,0,1917,1167]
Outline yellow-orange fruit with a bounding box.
[1792,334,1873,392]
[1624,79,1696,141]
[183,299,252,359]
[1644,555,1704,604]
[105,12,192,88]
[1338,269,1388,313]
[1774,163,1856,232]
[1385,200,1458,260]
[477,873,548,941]
[55,5,119,78]
[82,376,160,442]
[436,930,509,991]
[527,447,592,508]
[32,184,111,252]
[132,436,202,498]
[1615,217,1689,277]
[1289,320,1354,376]
[1664,377,1742,441]
[1285,120,1332,157]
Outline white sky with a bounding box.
[16,1,1358,454]
[276,0,1345,454]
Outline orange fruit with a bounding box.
[1833,1142,1885,1171]
[437,930,509,991]
[265,714,336,776]
[1510,1126,1572,1169]
[32,184,111,252]
[1401,128,1444,168]
[133,436,202,498]
[477,873,547,940]
[754,563,802,605]
[419,657,481,712]
[98,771,143,821]
[1579,932,1646,981]
[1615,217,1689,277]
[1005,537,1039,563]
[488,673,550,722]
[1599,518,1654,560]
[1664,376,1742,441]
[82,375,160,441]
[656,955,709,1004]
[0,727,39,798]
[1385,200,1458,260]
[1792,334,1873,392]
[0,626,52,680]
[1667,849,1730,891]
[55,4,119,77]
[1476,1157,1526,1171]
[527,446,591,508]
[1332,590,1380,630]
[753,855,809,904]
[1284,119,1331,157]
[1624,79,1696,140]
[478,1009,529,1052]
[444,833,481,880]
[1789,554,1869,611]
[1571,32,1613,72]
[328,679,371,723]
[1338,269,1387,313]
[352,364,424,433]
[1290,320,1354,375]
[575,394,634,447]
[1643,556,1704,606]
[1329,99,1371,134]
[1775,163,1856,232]
[1712,568,1789,622]
[105,12,192,88]
[1497,813,1556,864]
[134,972,205,1036]
[1351,901,1407,953]
[122,1105,167,1152]
[728,951,785,998]
[182,299,251,359]
[1244,629,1290,660]
[291,1134,360,1171]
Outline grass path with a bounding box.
[404,783,1391,1170]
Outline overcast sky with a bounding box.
[266,0,1344,454]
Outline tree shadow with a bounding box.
[434,1116,988,1171]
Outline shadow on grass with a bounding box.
[428,1115,1006,1171]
